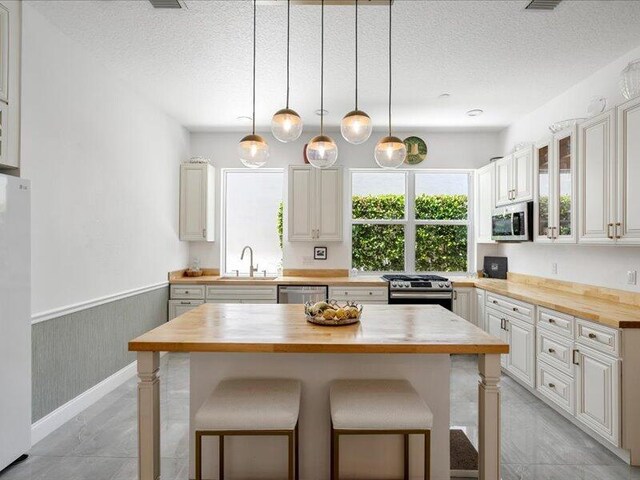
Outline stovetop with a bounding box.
[381,274,449,282]
[381,274,452,291]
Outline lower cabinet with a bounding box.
[452,287,474,323]
[205,285,278,304]
[485,308,509,368]
[328,286,388,304]
[575,345,620,445]
[505,316,535,388]
[474,288,486,330]
[168,300,204,321]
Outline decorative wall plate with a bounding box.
[403,136,427,165]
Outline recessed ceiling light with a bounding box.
[466,109,484,117]
[438,93,451,99]
[315,109,328,116]
[236,115,253,122]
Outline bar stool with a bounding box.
[329,379,433,480]
[194,378,301,480]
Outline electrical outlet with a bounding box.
[551,263,558,275]
[628,270,637,286]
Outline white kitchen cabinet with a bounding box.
[616,96,640,245]
[0,1,21,170]
[495,146,533,207]
[168,300,204,321]
[578,110,616,244]
[505,316,535,388]
[474,288,486,330]
[288,166,343,242]
[575,345,620,446]
[453,287,473,323]
[474,164,495,243]
[205,285,278,304]
[328,286,387,304]
[179,163,215,242]
[534,127,577,243]
[485,308,509,368]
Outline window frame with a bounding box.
[349,168,475,275]
[220,168,285,276]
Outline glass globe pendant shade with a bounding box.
[271,108,303,142]
[374,135,406,169]
[306,134,338,169]
[238,134,269,168]
[340,110,373,144]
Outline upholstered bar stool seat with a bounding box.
[329,379,433,480]
[195,378,301,480]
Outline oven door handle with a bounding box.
[389,292,453,300]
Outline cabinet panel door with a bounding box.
[578,111,616,244]
[513,147,533,202]
[534,140,554,243]
[506,317,535,388]
[288,166,314,241]
[316,167,343,241]
[495,156,512,206]
[475,289,486,330]
[575,346,620,445]
[168,300,204,321]
[553,128,577,243]
[453,288,473,323]
[617,97,640,244]
[475,164,495,243]
[180,165,207,241]
[486,308,508,367]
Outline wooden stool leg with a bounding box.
[404,434,409,480]
[332,429,339,480]
[295,422,300,480]
[219,435,224,480]
[195,432,202,480]
[424,431,431,480]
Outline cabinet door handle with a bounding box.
[512,307,518,312]
[453,290,458,300]
[572,349,580,365]
[202,228,207,238]
[615,222,622,239]
[180,301,190,305]
[548,383,555,389]
[500,318,505,330]
[588,333,597,339]
[548,348,555,354]
[548,318,556,324]
[607,223,614,239]
[492,300,498,304]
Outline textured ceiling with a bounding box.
[30,0,640,131]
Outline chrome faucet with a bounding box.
[240,246,258,277]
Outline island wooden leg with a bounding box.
[138,351,160,480]
[478,354,501,480]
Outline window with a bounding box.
[350,170,472,274]
[222,169,284,275]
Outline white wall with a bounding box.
[189,129,500,272]
[21,4,190,315]
[497,44,640,292]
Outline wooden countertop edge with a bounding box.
[127,341,509,354]
[169,277,388,286]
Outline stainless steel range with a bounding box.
[381,274,453,310]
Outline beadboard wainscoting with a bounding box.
[31,285,169,442]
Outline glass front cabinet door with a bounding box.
[534,139,552,242]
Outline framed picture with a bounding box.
[313,246,327,260]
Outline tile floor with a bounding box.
[1,354,639,480]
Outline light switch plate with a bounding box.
[628,270,637,285]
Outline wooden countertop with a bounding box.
[169,275,388,287]
[474,278,640,329]
[129,303,509,354]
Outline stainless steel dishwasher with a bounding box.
[278,285,328,304]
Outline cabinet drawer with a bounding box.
[575,319,619,357]
[536,360,575,414]
[206,285,278,302]
[170,284,206,300]
[485,292,534,323]
[537,307,574,339]
[537,329,574,376]
[168,300,204,321]
[328,287,388,302]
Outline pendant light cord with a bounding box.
[320,0,324,135]
[286,0,290,109]
[354,0,358,111]
[252,0,257,135]
[388,0,392,137]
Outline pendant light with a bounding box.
[239,0,269,168]
[306,0,338,169]
[271,0,303,143]
[374,0,406,169]
[340,0,372,145]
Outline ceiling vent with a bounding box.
[525,0,562,10]
[149,0,184,9]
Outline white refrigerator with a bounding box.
[0,173,31,471]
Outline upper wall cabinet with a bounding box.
[616,96,640,244]
[0,1,21,171]
[475,163,495,243]
[495,146,533,207]
[534,127,577,243]
[179,163,215,242]
[288,165,343,242]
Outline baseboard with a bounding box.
[31,359,139,445]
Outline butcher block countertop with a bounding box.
[129,303,508,354]
[169,275,388,287]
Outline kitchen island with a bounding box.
[129,303,508,480]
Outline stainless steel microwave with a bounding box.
[491,201,533,242]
